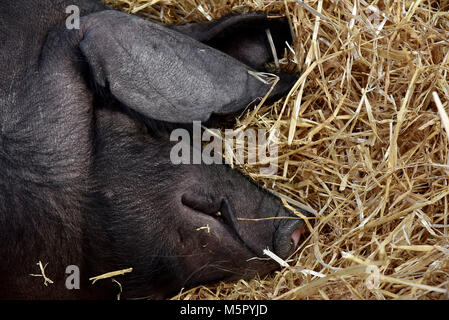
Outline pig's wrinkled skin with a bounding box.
[0,0,309,299]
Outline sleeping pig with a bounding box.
[0,0,309,299]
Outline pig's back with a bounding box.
[0,0,105,97]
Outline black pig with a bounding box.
[0,0,308,299]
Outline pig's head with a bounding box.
[86,106,309,299]
[35,8,310,299]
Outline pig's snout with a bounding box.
[273,208,310,259]
[181,183,310,262]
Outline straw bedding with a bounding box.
[104,0,449,300]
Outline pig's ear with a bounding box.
[79,11,296,124]
[171,13,292,70]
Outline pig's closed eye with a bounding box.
[181,191,230,225]
[182,192,219,213]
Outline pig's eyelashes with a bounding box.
[181,192,221,215]
[180,192,228,224]
[180,193,237,234]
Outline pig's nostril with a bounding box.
[274,217,309,259]
[291,225,306,249]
